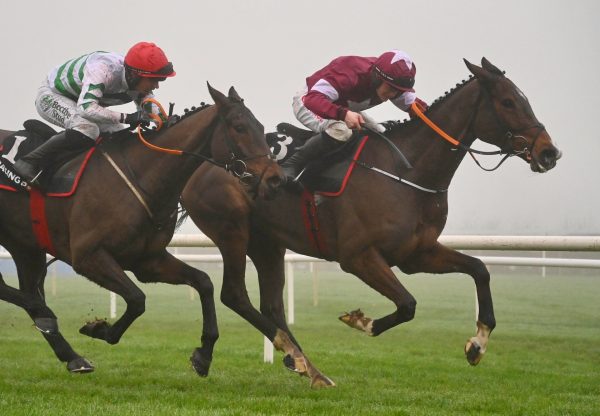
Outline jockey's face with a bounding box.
[135,77,162,95]
[376,82,401,102]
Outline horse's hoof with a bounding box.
[310,373,336,388]
[465,339,483,366]
[281,354,307,375]
[190,348,212,377]
[338,309,373,334]
[67,357,95,373]
[79,319,111,341]
[34,317,58,335]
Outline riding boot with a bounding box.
[281,132,341,183]
[13,129,93,185]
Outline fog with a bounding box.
[2,0,598,235]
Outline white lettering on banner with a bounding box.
[2,135,27,164]
[0,159,28,188]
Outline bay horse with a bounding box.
[0,84,283,375]
[180,59,562,387]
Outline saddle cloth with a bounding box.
[267,123,369,196]
[0,120,96,196]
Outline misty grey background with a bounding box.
[1,0,598,235]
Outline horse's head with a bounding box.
[465,58,561,172]
[208,83,284,198]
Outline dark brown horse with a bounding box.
[0,85,283,375]
[181,59,562,387]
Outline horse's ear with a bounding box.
[228,86,243,103]
[464,58,497,84]
[481,57,504,77]
[207,82,228,107]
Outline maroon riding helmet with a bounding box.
[373,50,416,92]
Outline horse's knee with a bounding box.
[398,297,417,322]
[127,293,146,317]
[471,259,490,283]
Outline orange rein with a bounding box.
[136,98,183,155]
[410,102,460,146]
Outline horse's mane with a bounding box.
[165,102,213,127]
[384,75,476,135]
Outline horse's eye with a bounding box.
[501,99,515,109]
[233,125,245,133]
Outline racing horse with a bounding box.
[0,84,283,375]
[180,59,562,387]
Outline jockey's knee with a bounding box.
[67,118,99,140]
[324,121,353,142]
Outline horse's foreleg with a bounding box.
[401,242,496,365]
[341,247,417,336]
[6,248,93,372]
[248,237,334,387]
[214,232,334,387]
[74,249,146,345]
[131,251,218,377]
[248,238,300,346]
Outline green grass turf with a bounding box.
[0,266,598,415]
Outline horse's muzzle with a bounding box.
[531,146,562,173]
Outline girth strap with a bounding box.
[300,189,328,257]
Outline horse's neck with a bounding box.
[124,106,218,211]
[391,82,480,189]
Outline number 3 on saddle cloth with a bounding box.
[0,119,97,196]
[267,123,370,197]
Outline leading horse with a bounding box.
[0,84,283,375]
[181,59,562,387]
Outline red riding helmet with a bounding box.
[373,50,416,92]
[124,42,176,78]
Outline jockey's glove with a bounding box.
[123,111,152,129]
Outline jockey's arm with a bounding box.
[303,88,347,121]
[391,92,429,119]
[76,82,123,124]
[135,94,167,122]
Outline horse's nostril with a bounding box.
[539,148,559,170]
[267,175,283,189]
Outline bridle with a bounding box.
[109,98,276,223]
[137,98,275,188]
[356,80,548,193]
[411,85,546,171]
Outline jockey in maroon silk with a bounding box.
[282,49,428,183]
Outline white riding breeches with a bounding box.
[292,86,386,142]
[35,83,121,140]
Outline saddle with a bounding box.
[0,120,97,196]
[267,123,369,196]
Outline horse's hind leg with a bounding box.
[401,242,496,366]
[6,248,93,372]
[130,250,219,377]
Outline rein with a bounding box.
[135,98,274,180]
